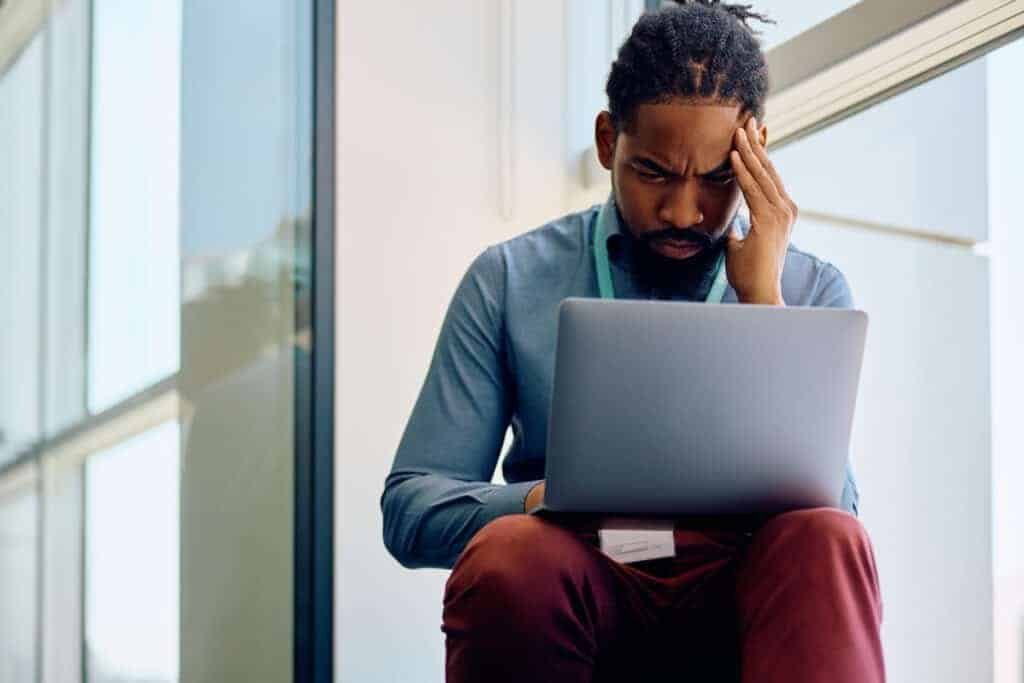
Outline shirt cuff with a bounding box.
[482,480,542,519]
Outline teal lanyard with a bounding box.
[593,201,729,303]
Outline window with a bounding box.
[85,423,179,683]
[0,479,39,682]
[0,0,322,679]
[88,0,181,413]
[0,32,44,465]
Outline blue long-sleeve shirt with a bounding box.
[382,198,860,569]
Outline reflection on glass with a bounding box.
[177,1,311,679]
[85,422,179,683]
[88,0,182,412]
[0,484,38,683]
[0,33,44,465]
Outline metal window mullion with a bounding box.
[35,8,53,681]
[292,0,335,681]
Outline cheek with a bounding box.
[702,185,742,221]
[615,167,661,201]
[615,176,662,223]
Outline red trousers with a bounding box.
[442,509,883,682]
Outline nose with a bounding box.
[657,179,704,229]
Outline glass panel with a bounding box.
[85,422,179,683]
[0,483,39,683]
[0,0,318,678]
[44,0,91,437]
[0,33,44,465]
[178,1,312,679]
[88,0,182,413]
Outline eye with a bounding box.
[634,167,666,183]
[703,173,735,187]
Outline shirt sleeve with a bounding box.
[811,261,861,516]
[381,246,541,569]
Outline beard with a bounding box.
[616,204,730,291]
[609,180,738,295]
[632,232,726,290]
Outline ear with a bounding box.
[595,111,617,170]
[758,121,769,147]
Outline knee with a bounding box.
[445,514,585,604]
[772,507,866,542]
[752,507,874,565]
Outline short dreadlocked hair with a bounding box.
[606,0,774,131]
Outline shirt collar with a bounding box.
[599,195,635,268]
[601,194,625,239]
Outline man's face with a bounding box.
[595,101,756,261]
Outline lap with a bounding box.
[446,509,862,680]
[450,514,746,648]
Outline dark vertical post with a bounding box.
[295,0,335,681]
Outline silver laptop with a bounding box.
[534,298,868,517]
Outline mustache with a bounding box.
[639,227,715,250]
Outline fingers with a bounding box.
[736,118,800,220]
[730,148,769,213]
[734,121,784,207]
[743,118,792,203]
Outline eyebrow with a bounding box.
[631,157,674,175]
[630,155,734,177]
[701,157,734,177]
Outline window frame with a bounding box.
[766,0,1024,146]
[0,0,337,678]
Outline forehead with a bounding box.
[623,101,743,163]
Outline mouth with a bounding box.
[652,238,704,260]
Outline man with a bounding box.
[381,2,883,681]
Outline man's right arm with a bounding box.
[381,246,541,570]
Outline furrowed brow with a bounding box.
[700,157,734,177]
[630,157,674,175]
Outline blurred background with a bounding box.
[2,0,1022,681]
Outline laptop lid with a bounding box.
[541,299,867,516]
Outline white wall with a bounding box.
[986,40,1024,683]
[337,3,512,680]
[335,3,634,680]
[336,2,997,681]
